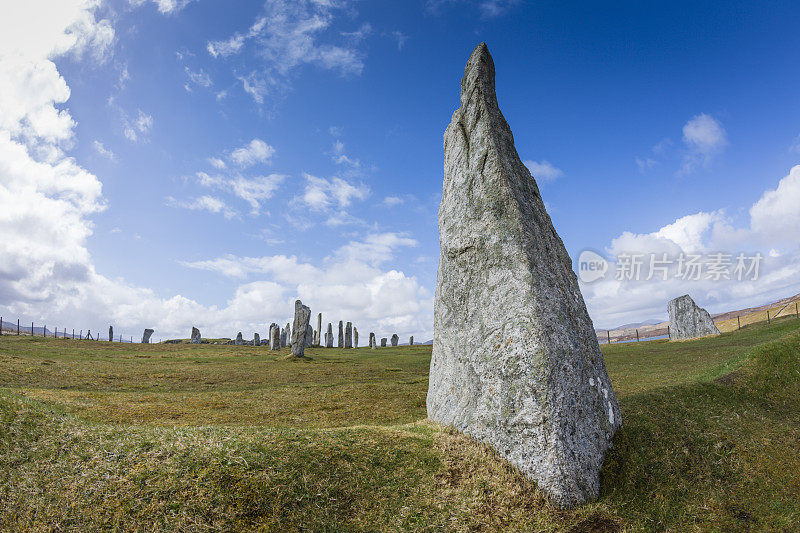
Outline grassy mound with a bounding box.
[1,318,799,530]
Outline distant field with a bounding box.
[1,317,799,530]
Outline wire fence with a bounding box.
[598,301,800,345]
[0,316,138,343]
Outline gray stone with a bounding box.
[380,338,387,347]
[338,320,344,348]
[313,329,319,346]
[306,324,314,348]
[390,334,399,347]
[191,327,201,344]
[317,313,322,346]
[109,326,113,342]
[142,329,153,344]
[668,294,721,340]
[235,332,244,345]
[254,333,260,346]
[426,43,621,509]
[270,324,281,350]
[345,322,353,348]
[291,300,311,357]
[326,323,333,348]
[284,323,290,347]
[410,336,414,346]
[369,332,376,349]
[354,327,359,348]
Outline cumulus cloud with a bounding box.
[128,0,197,14]
[301,173,369,212]
[383,196,404,207]
[208,1,365,104]
[581,165,800,328]
[230,138,274,167]
[165,195,236,219]
[523,159,563,183]
[679,113,726,175]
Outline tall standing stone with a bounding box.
[317,313,322,346]
[380,338,387,347]
[108,326,113,342]
[410,336,414,346]
[254,332,260,345]
[668,294,721,340]
[326,323,333,348]
[337,321,344,348]
[235,332,244,345]
[354,327,359,348]
[191,327,201,344]
[426,43,621,508]
[270,324,281,350]
[291,300,311,357]
[345,322,353,348]
[285,323,291,347]
[305,324,314,348]
[142,329,154,344]
[369,332,376,349]
[390,334,399,347]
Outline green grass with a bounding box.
[1,317,799,531]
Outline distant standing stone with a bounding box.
[338,321,344,348]
[391,334,398,347]
[142,329,154,344]
[380,338,387,347]
[668,294,721,340]
[270,324,281,350]
[326,323,333,348]
[254,332,260,346]
[305,324,314,348]
[108,326,113,342]
[285,323,291,347]
[317,313,322,346]
[409,336,414,346]
[369,332,376,349]
[354,327,359,348]
[235,332,244,345]
[426,43,621,508]
[191,327,201,344]
[345,322,353,348]
[291,300,311,357]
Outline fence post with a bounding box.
[737,315,741,330]
[31,322,34,336]
[17,319,20,335]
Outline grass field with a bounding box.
[1,317,799,531]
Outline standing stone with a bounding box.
[235,332,244,345]
[326,323,333,348]
[317,313,322,346]
[305,324,314,348]
[142,329,154,344]
[354,327,359,348]
[191,327,201,344]
[285,323,291,347]
[391,334,399,347]
[345,322,353,348]
[313,329,319,346]
[380,338,387,347]
[280,328,286,347]
[426,43,621,508]
[668,294,721,340]
[254,332,260,345]
[108,326,113,342]
[291,300,311,357]
[410,336,414,346]
[270,324,281,350]
[338,321,344,348]
[369,332,376,349]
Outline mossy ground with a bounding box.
[1,318,799,531]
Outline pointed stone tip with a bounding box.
[462,42,495,94]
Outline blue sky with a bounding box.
[2,0,800,340]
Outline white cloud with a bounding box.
[230,174,286,214]
[342,22,372,42]
[208,157,226,170]
[523,159,563,183]
[122,109,153,142]
[383,196,404,207]
[93,140,115,160]
[128,0,197,14]
[184,66,212,89]
[331,140,360,167]
[302,173,369,211]
[209,2,365,104]
[426,0,520,18]
[635,157,657,172]
[390,30,408,50]
[230,138,275,167]
[750,165,800,244]
[679,113,726,174]
[165,195,236,219]
[789,134,800,154]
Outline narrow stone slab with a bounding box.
[354,327,359,348]
[668,294,721,340]
[390,334,398,347]
[142,329,154,344]
[338,321,344,348]
[380,338,387,347]
[235,332,244,345]
[426,43,621,508]
[291,300,311,357]
[410,336,414,346]
[326,323,333,348]
[109,326,113,342]
[345,322,353,348]
[191,327,201,344]
[369,332,376,349]
[317,313,322,346]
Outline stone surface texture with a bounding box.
[235,332,243,346]
[369,332,376,349]
[326,323,333,348]
[191,327,201,344]
[338,321,344,348]
[270,324,281,350]
[345,322,353,348]
[291,300,311,357]
[142,329,154,344]
[426,43,621,508]
[109,326,113,342]
[668,294,721,340]
[317,313,322,346]
[410,336,414,346]
[354,328,359,348]
[380,338,387,347]
[390,334,399,347]
[253,333,260,346]
[305,324,314,348]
